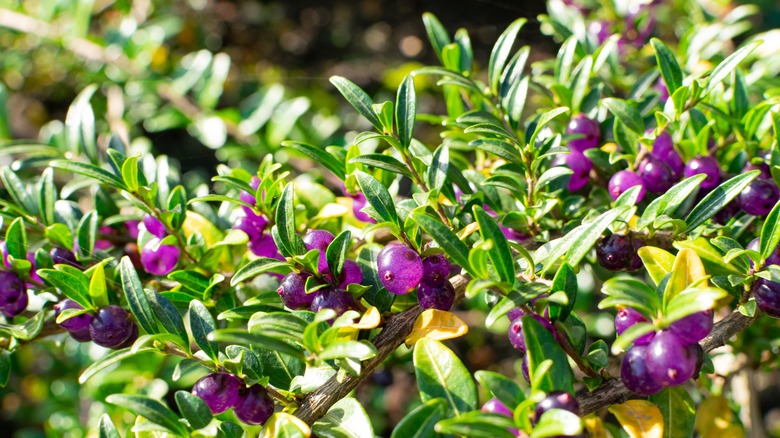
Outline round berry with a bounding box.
[114,323,139,350]
[534,391,580,422]
[621,345,663,396]
[89,305,136,349]
[310,288,357,317]
[521,355,530,382]
[566,114,600,153]
[126,220,140,239]
[421,254,451,287]
[55,299,92,332]
[646,330,699,386]
[639,157,676,193]
[142,214,166,239]
[739,179,779,216]
[69,326,91,342]
[0,290,27,318]
[0,271,25,308]
[248,234,283,260]
[557,151,592,191]
[233,384,274,425]
[417,280,455,311]
[668,310,713,344]
[140,239,180,276]
[507,308,524,321]
[191,372,243,414]
[239,178,260,206]
[377,243,424,295]
[608,170,646,202]
[628,238,645,271]
[615,308,654,345]
[277,272,315,310]
[51,247,79,268]
[234,212,268,240]
[744,162,771,179]
[649,130,684,178]
[508,314,554,353]
[684,156,720,189]
[596,234,635,271]
[351,193,376,224]
[747,237,780,267]
[303,229,336,274]
[338,260,363,287]
[751,279,780,318]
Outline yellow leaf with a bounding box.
[405,309,468,347]
[182,211,223,247]
[583,414,607,438]
[350,306,382,330]
[695,396,743,438]
[637,246,675,286]
[665,248,707,302]
[608,400,664,438]
[260,412,311,438]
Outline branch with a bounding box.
[577,310,757,415]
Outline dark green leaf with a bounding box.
[524,316,574,394]
[558,206,629,271]
[38,268,91,310]
[231,258,291,285]
[120,257,158,335]
[474,370,525,409]
[5,217,26,260]
[390,398,447,438]
[470,139,523,166]
[436,412,517,438]
[760,200,780,262]
[79,347,156,383]
[349,154,412,178]
[148,291,188,350]
[284,141,346,180]
[488,18,527,93]
[549,263,577,322]
[685,170,759,232]
[1,167,35,215]
[413,338,477,416]
[474,206,515,283]
[602,98,643,134]
[50,161,127,190]
[39,168,56,226]
[0,351,9,387]
[274,183,306,258]
[650,39,683,94]
[648,386,695,438]
[98,414,121,438]
[355,171,399,225]
[329,76,383,132]
[189,300,219,362]
[175,390,212,430]
[396,74,416,149]
[326,230,351,282]
[422,13,451,63]
[637,175,706,230]
[76,211,98,260]
[427,145,449,192]
[208,330,304,360]
[105,394,187,436]
[599,277,661,318]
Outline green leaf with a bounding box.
[549,263,577,322]
[105,394,187,436]
[422,13,451,63]
[488,18,526,93]
[121,155,141,192]
[349,154,412,178]
[79,347,156,383]
[436,412,517,438]
[1,167,35,215]
[39,167,56,226]
[390,398,447,438]
[326,230,351,282]
[174,391,212,430]
[704,40,761,95]
[148,291,188,350]
[231,258,291,285]
[120,257,158,335]
[413,338,477,416]
[89,263,109,308]
[283,141,346,180]
[602,98,643,134]
[427,145,449,192]
[649,386,695,438]
[637,246,676,286]
[530,409,583,438]
[208,330,304,360]
[524,316,574,394]
[650,39,683,95]
[312,397,375,438]
[396,74,416,149]
[664,287,728,325]
[189,300,219,362]
[255,348,305,390]
[470,139,524,166]
[559,206,629,271]
[637,175,707,230]
[600,277,661,318]
[76,211,98,260]
[612,322,656,354]
[474,206,515,283]
[38,268,91,310]
[274,183,307,258]
[0,310,46,340]
[329,76,383,132]
[50,160,127,190]
[760,200,780,262]
[684,170,759,232]
[0,350,9,388]
[474,370,525,409]
[355,171,399,225]
[5,217,26,260]
[98,415,120,438]
[65,84,98,163]
[529,107,569,149]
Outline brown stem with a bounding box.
[554,321,600,379]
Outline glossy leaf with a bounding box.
[704,40,761,95]
[326,230,351,282]
[436,412,517,438]
[602,98,643,134]
[531,409,583,438]
[684,171,759,232]
[312,397,374,438]
[650,39,683,94]
[663,248,707,306]
[760,200,780,261]
[488,18,526,93]
[523,316,574,394]
[474,206,515,283]
[637,246,675,286]
[50,160,127,190]
[396,74,416,149]
[349,154,412,178]
[189,300,219,362]
[104,394,188,436]
[648,386,695,438]
[390,398,447,438]
[330,76,383,132]
[120,257,158,335]
[355,171,399,225]
[549,263,577,322]
[175,390,212,430]
[474,370,525,409]
[284,141,346,180]
[413,338,477,416]
[608,400,664,438]
[98,414,120,438]
[275,183,307,258]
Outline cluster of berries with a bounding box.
[617,307,710,395]
[377,243,455,310]
[191,372,274,425]
[236,177,284,260]
[481,391,582,437]
[595,234,644,271]
[506,309,556,382]
[55,299,139,348]
[137,215,181,276]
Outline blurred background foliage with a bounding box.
[0,0,779,437]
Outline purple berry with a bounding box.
[0,290,27,318]
[534,391,580,423]
[566,114,600,153]
[69,326,92,342]
[126,220,140,239]
[646,330,699,386]
[684,156,720,189]
[89,305,136,349]
[608,170,646,202]
[233,384,274,425]
[628,238,645,271]
[507,308,524,321]
[277,272,316,310]
[140,239,180,276]
[248,234,284,260]
[751,279,780,318]
[739,179,779,216]
[649,130,684,178]
[482,398,513,417]
[508,314,554,353]
[338,260,363,287]
[638,157,676,193]
[51,247,79,268]
[55,299,92,332]
[142,214,166,239]
[114,323,139,349]
[351,193,376,224]
[240,179,260,207]
[596,234,636,271]
[0,271,25,308]
[747,237,780,267]
[192,373,243,414]
[234,212,268,239]
[521,355,530,382]
[615,308,655,345]
[417,281,455,311]
[668,310,713,344]
[555,151,592,191]
[303,229,336,274]
[377,243,424,295]
[744,162,771,179]
[421,255,451,286]
[621,345,663,396]
[310,288,357,317]
[95,226,115,251]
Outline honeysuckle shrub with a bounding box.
[1,0,780,436]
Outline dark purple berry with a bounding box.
[751,279,780,318]
[639,157,676,193]
[55,299,92,332]
[351,193,376,224]
[608,170,646,202]
[566,114,600,153]
[0,271,25,308]
[417,281,455,311]
[69,326,92,342]
[521,355,530,382]
[114,323,139,350]
[89,305,136,349]
[277,272,315,310]
[555,151,592,191]
[747,237,780,267]
[142,214,166,239]
[649,130,684,178]
[621,345,663,396]
[0,290,27,318]
[668,310,713,344]
[377,243,424,295]
[233,384,274,425]
[338,260,363,287]
[140,239,180,276]
[421,255,451,286]
[51,247,79,268]
[303,229,335,274]
[744,162,771,179]
[534,391,580,423]
[507,308,524,321]
[739,179,779,216]
[310,288,357,317]
[628,238,645,271]
[684,156,720,189]
[615,308,654,345]
[646,330,698,386]
[248,233,284,260]
[508,314,554,353]
[191,372,243,414]
[596,234,636,271]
